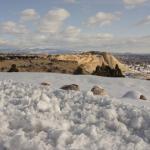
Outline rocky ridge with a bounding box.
[50,52,128,73]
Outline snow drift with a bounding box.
[0,75,150,150]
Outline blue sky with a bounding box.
[0,0,150,53]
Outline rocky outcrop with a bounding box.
[50,52,128,74]
[74,65,89,75]
[93,64,125,77]
[1,51,128,75]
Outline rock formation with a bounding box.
[93,64,124,77]
[74,65,89,75]
[50,52,128,74]
[1,51,128,75]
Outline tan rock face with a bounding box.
[50,52,128,74]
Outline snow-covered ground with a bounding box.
[0,73,150,150]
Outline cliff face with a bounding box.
[50,52,128,73]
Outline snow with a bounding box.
[0,73,150,150]
[122,91,143,99]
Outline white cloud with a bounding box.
[20,9,39,22]
[123,0,149,8]
[38,8,70,33]
[0,21,28,35]
[86,12,121,27]
[0,8,150,53]
[0,38,19,48]
[1,26,150,53]
[0,38,7,45]
[64,0,76,3]
[63,26,81,37]
[96,33,114,40]
[56,26,81,42]
[136,15,150,26]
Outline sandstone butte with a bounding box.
[50,52,128,73]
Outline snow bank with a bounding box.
[0,80,150,150]
[122,91,143,99]
[0,73,150,99]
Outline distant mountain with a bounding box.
[0,48,83,55]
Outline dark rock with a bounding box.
[8,64,19,72]
[41,82,50,86]
[74,66,88,75]
[115,64,124,77]
[140,95,147,100]
[93,64,124,77]
[61,84,80,91]
[1,67,5,71]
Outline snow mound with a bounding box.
[0,80,150,150]
[122,91,146,100]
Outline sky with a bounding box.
[0,0,150,53]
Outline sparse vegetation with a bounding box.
[0,52,126,78]
[8,64,19,72]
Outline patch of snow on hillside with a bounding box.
[0,80,150,150]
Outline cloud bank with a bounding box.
[0,7,150,53]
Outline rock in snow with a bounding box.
[41,82,50,86]
[91,85,108,96]
[140,95,147,100]
[60,84,80,91]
